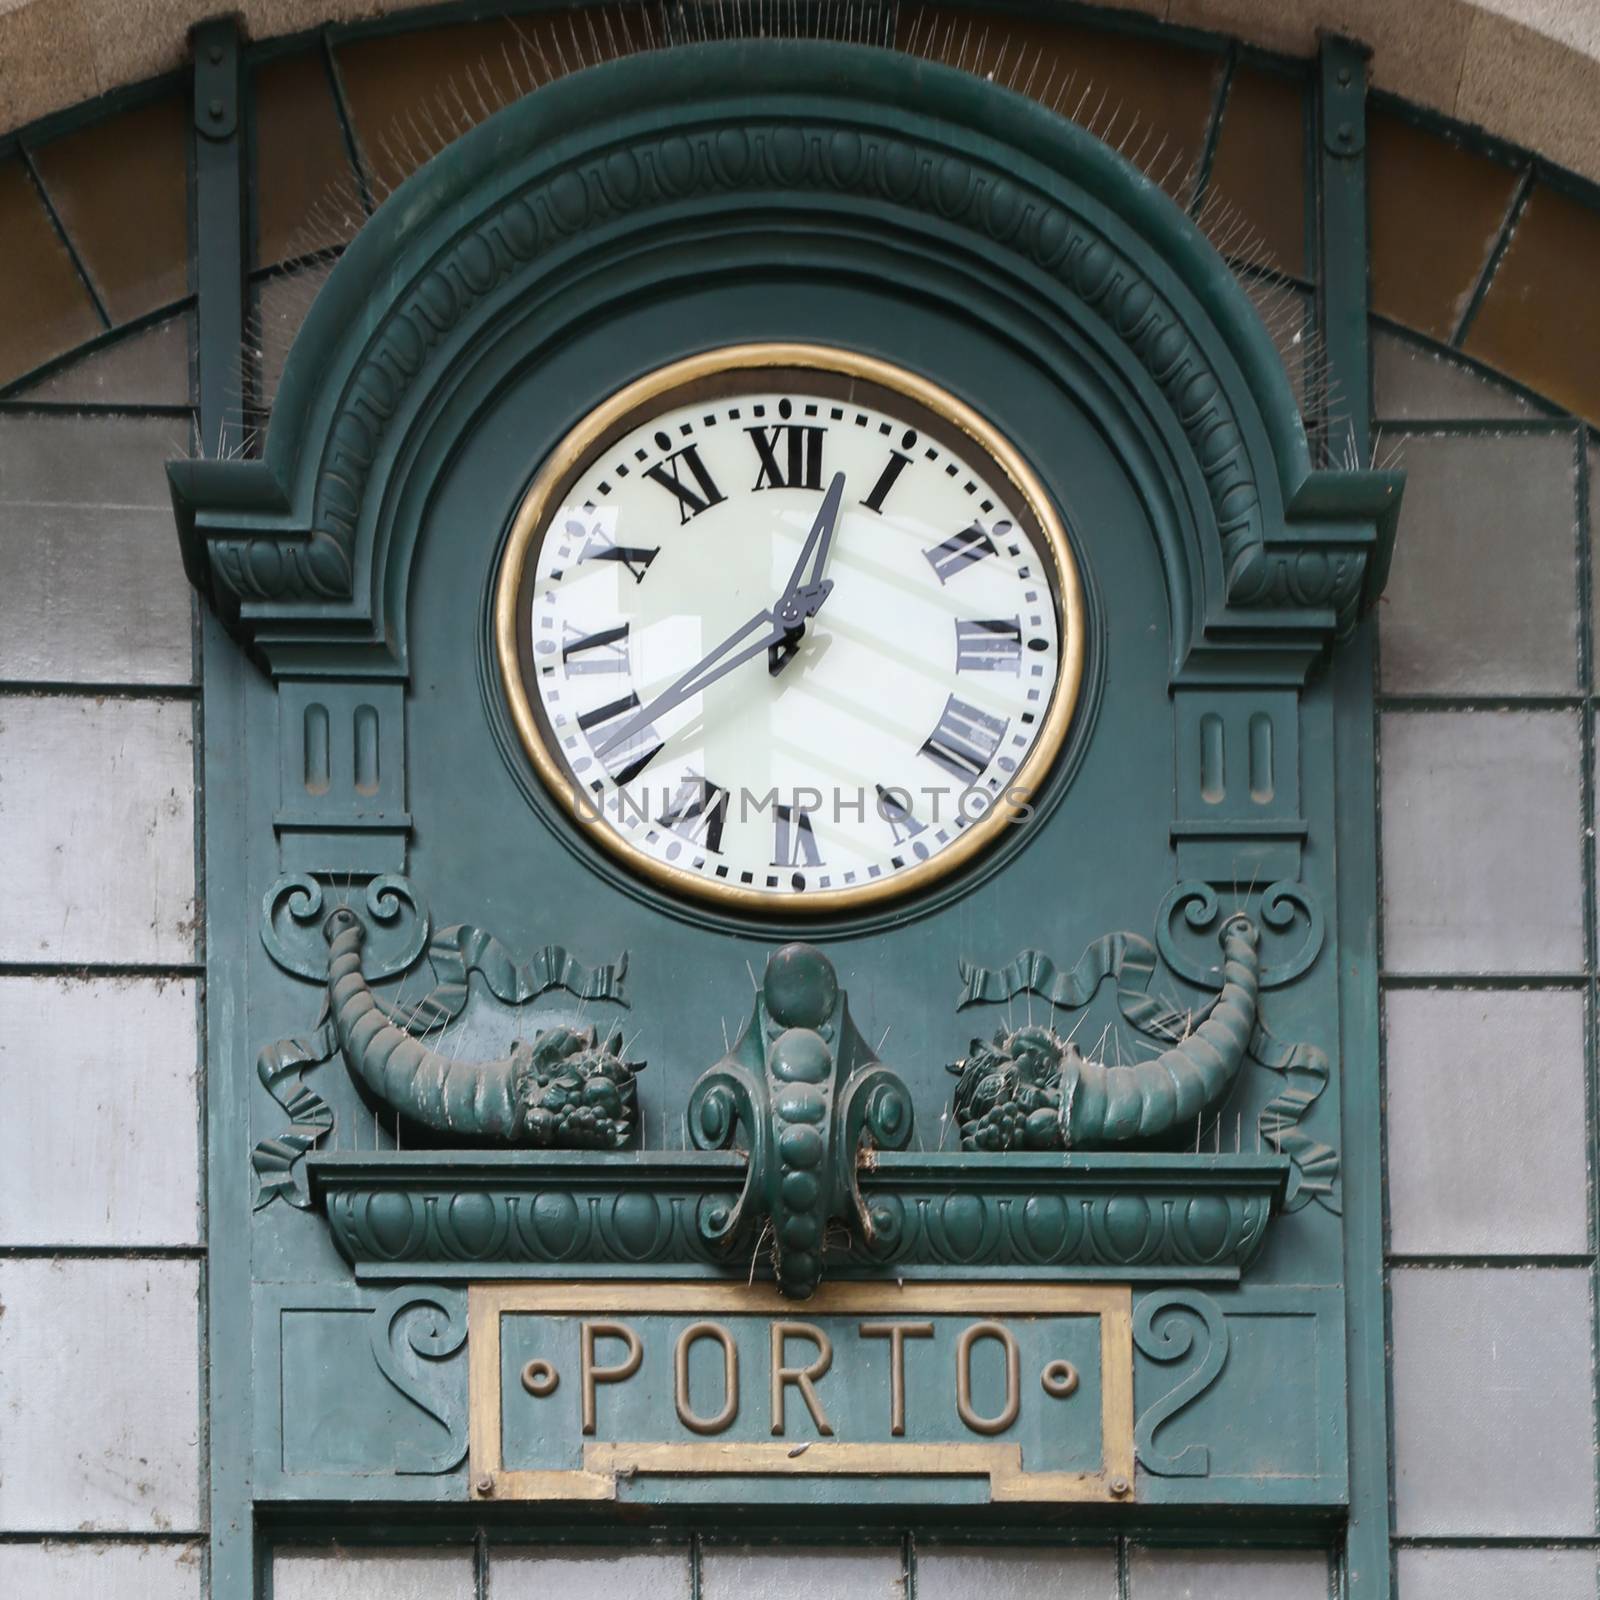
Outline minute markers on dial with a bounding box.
[510,364,1074,907]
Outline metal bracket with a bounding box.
[190,14,246,460]
[1319,32,1368,159]
[192,18,239,141]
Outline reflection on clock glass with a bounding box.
[508,357,1079,908]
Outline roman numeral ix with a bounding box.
[561,621,630,676]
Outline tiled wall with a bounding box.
[267,1541,1334,1597]
[1374,332,1600,1594]
[0,337,204,1594]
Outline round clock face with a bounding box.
[496,345,1084,914]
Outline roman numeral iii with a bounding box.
[954,617,1022,673]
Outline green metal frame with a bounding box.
[174,27,1398,1600]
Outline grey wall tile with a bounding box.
[0,414,194,685]
[1396,1547,1598,1600]
[1391,1267,1595,1535]
[0,506,194,685]
[0,695,196,964]
[0,1540,204,1600]
[0,413,188,506]
[1126,1547,1329,1599]
[1385,988,1589,1255]
[15,314,193,407]
[0,976,198,1246]
[1380,711,1583,974]
[701,1546,905,1600]
[0,1259,200,1532]
[274,1549,476,1600]
[1373,333,1536,421]
[917,1546,1118,1600]
[492,1545,691,1600]
[1379,432,1577,695]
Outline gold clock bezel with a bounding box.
[494,342,1086,915]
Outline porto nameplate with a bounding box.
[467,1282,1134,1505]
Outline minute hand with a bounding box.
[593,603,799,759]
[779,471,846,599]
[769,470,845,675]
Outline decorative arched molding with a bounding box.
[169,40,1398,687]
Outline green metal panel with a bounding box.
[175,33,1400,1596]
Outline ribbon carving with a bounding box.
[252,1023,337,1209]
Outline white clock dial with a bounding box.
[497,346,1084,913]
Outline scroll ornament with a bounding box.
[369,1285,469,1474]
[1133,1290,1230,1477]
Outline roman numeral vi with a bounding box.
[772,803,824,868]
